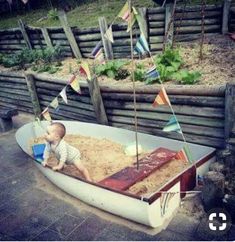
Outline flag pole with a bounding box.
[128,0,139,170]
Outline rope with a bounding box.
[199,0,206,60]
[128,0,139,170]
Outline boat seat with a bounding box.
[0,107,18,132]
[98,147,177,191]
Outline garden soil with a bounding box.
[32,134,189,197]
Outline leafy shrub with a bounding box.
[172,70,201,85]
[95,60,129,80]
[47,9,59,21]
[134,63,146,82]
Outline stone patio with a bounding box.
[0,112,234,241]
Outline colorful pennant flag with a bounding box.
[152,87,170,107]
[41,107,51,121]
[133,7,146,36]
[104,26,114,43]
[59,87,68,104]
[49,97,59,111]
[70,77,81,94]
[118,2,130,21]
[91,41,102,57]
[163,115,181,133]
[68,74,76,84]
[80,62,92,80]
[146,65,160,80]
[176,145,193,164]
[134,34,149,55]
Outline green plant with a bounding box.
[134,63,146,82]
[95,60,129,80]
[172,70,201,85]
[47,8,59,21]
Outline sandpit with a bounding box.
[32,134,189,196]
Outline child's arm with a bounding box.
[52,142,67,171]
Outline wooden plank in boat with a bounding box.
[98,147,177,191]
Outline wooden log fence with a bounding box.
[0,2,233,56]
[0,71,231,150]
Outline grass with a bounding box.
[0,0,223,30]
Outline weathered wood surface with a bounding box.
[18,19,32,50]
[58,10,82,59]
[41,27,53,48]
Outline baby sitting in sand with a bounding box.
[42,122,92,182]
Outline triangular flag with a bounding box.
[95,48,106,64]
[133,7,146,36]
[70,77,81,94]
[126,12,136,32]
[118,2,130,21]
[176,145,193,164]
[146,65,160,80]
[68,74,76,84]
[80,62,91,80]
[152,87,170,107]
[49,97,59,110]
[59,87,68,104]
[163,115,181,133]
[134,34,149,55]
[41,107,51,121]
[21,0,28,4]
[104,26,114,43]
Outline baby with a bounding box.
[42,122,92,182]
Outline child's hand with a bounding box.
[42,161,47,167]
[52,165,63,171]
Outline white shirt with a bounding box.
[43,139,81,165]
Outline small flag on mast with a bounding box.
[152,87,170,107]
[41,107,51,121]
[49,97,59,111]
[80,62,91,80]
[134,34,149,55]
[70,77,81,94]
[146,65,160,81]
[163,115,181,133]
[104,26,114,43]
[175,145,193,164]
[118,2,130,21]
[59,87,68,104]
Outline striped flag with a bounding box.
[118,2,130,21]
[49,97,59,112]
[176,145,193,164]
[59,87,68,104]
[70,77,81,94]
[134,34,149,55]
[163,115,181,133]
[41,107,51,122]
[104,26,114,43]
[80,62,91,80]
[146,65,160,80]
[152,87,170,107]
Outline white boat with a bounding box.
[15,120,216,228]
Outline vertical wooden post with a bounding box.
[98,17,113,60]
[224,83,235,145]
[138,8,148,40]
[41,27,53,48]
[164,3,174,47]
[222,0,232,34]
[58,10,82,59]
[25,73,42,117]
[87,77,109,125]
[18,19,32,50]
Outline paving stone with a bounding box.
[9,217,47,240]
[48,214,85,237]
[33,229,65,241]
[166,212,200,237]
[67,214,109,241]
[153,228,194,241]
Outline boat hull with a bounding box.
[15,120,216,228]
